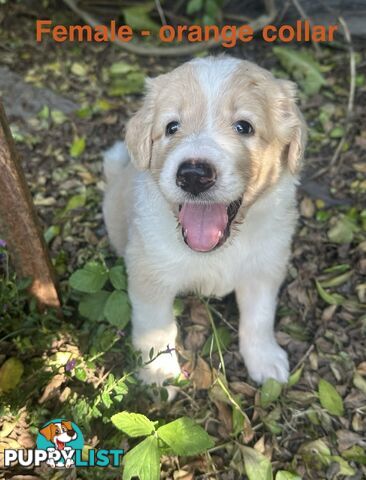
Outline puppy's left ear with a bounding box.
[276,80,307,175]
[125,78,156,171]
[39,424,54,441]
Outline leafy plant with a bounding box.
[70,260,131,329]
[111,411,214,480]
[273,47,326,95]
[186,0,223,24]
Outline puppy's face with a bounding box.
[40,421,77,449]
[125,57,306,253]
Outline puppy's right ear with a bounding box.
[125,78,156,171]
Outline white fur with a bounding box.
[103,56,305,390]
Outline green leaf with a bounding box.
[324,263,350,273]
[315,280,344,305]
[353,372,366,395]
[38,105,49,119]
[288,366,303,387]
[260,378,283,408]
[109,266,127,290]
[187,0,203,15]
[109,61,137,76]
[299,438,331,467]
[328,215,358,244]
[75,367,87,382]
[157,417,214,456]
[94,99,113,112]
[232,407,249,437]
[202,326,231,356]
[123,435,160,480]
[122,5,160,33]
[0,358,24,392]
[319,270,352,288]
[263,407,282,434]
[69,262,108,293]
[329,455,356,475]
[114,382,129,395]
[79,291,110,321]
[76,105,93,119]
[71,62,87,76]
[64,191,86,213]
[318,379,344,416]
[111,412,155,437]
[101,392,113,408]
[44,225,60,244]
[70,136,86,157]
[330,126,345,139]
[51,109,67,125]
[104,291,131,328]
[341,445,366,465]
[273,47,326,95]
[240,446,273,480]
[276,471,301,480]
[108,72,145,96]
[173,298,184,317]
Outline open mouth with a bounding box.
[178,198,242,252]
[56,439,65,450]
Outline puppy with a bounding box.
[103,55,306,388]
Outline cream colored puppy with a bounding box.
[103,55,306,388]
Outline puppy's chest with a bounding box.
[176,250,241,297]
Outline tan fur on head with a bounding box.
[124,90,154,171]
[275,79,307,175]
[125,58,306,197]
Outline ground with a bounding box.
[0,2,365,480]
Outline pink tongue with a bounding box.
[179,203,228,252]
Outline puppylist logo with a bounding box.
[4,418,124,468]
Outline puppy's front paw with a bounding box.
[138,349,181,387]
[241,340,289,384]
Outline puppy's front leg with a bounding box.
[236,276,289,384]
[129,280,181,386]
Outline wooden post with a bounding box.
[0,102,60,308]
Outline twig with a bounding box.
[224,13,252,23]
[290,343,314,373]
[329,16,356,166]
[204,300,227,380]
[154,0,167,25]
[63,0,277,57]
[309,15,356,180]
[291,0,321,55]
[208,302,238,333]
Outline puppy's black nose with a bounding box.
[176,160,217,195]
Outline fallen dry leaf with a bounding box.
[230,381,256,397]
[213,400,232,437]
[38,374,66,404]
[183,356,213,390]
[189,299,210,326]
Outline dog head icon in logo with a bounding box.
[36,419,84,468]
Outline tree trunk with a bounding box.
[0,102,60,309]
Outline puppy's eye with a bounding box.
[233,120,254,135]
[166,121,180,136]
